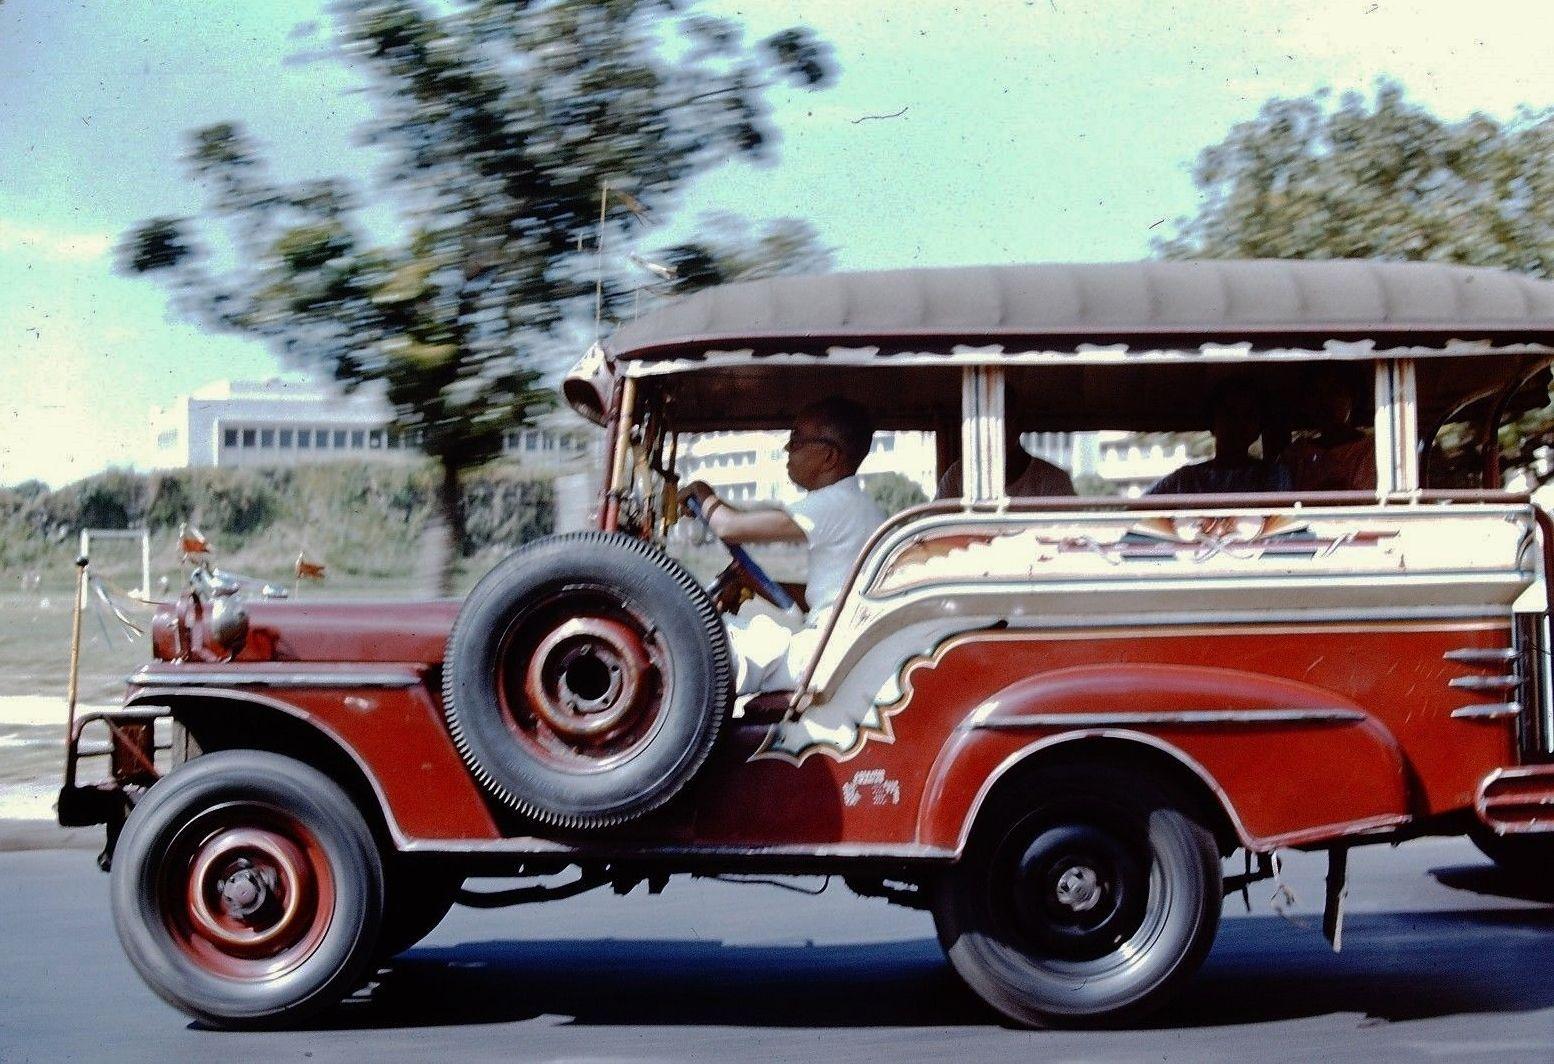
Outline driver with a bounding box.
[678,396,886,695]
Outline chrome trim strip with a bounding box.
[1448,674,1522,691]
[1451,702,1521,720]
[398,839,956,860]
[971,708,1365,730]
[1485,794,1554,809]
[1540,613,1554,756]
[130,669,421,689]
[1444,647,1519,663]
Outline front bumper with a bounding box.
[58,706,169,827]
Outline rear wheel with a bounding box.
[934,763,1221,1028]
[111,751,383,1029]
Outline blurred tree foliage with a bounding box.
[1159,80,1554,487]
[1157,80,1554,272]
[120,0,834,591]
[863,471,927,516]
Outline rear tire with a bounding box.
[111,751,383,1029]
[933,763,1221,1028]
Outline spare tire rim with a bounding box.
[160,802,336,981]
[524,617,651,740]
[496,589,669,770]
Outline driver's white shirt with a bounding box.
[727,475,885,695]
[785,475,886,614]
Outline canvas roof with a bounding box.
[604,259,1554,363]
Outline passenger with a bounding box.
[1278,369,1376,491]
[1146,381,1293,495]
[935,426,1077,499]
[678,396,885,695]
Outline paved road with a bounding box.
[3,836,1552,1063]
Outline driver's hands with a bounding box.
[710,565,753,614]
[677,480,719,516]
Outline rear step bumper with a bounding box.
[1477,765,1554,834]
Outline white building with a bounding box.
[675,430,938,505]
[671,428,1192,503]
[149,376,593,471]
[1093,431,1202,498]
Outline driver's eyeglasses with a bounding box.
[784,434,841,453]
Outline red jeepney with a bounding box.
[63,259,1554,1029]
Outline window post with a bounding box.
[1374,359,1419,495]
[961,366,1005,503]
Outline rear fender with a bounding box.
[917,662,1414,853]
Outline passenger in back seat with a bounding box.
[1147,380,1293,496]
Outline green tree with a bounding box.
[1157,80,1554,275]
[121,0,833,591]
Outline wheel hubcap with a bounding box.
[1004,821,1143,962]
[495,592,671,771]
[524,617,651,740]
[1053,864,1102,913]
[162,806,335,979]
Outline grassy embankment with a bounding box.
[0,461,556,698]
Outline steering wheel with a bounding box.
[683,495,798,612]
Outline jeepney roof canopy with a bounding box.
[564,259,1554,428]
[608,259,1554,362]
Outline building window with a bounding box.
[369,430,383,449]
[260,428,275,447]
[334,430,347,448]
[279,429,293,448]
[387,432,401,449]
[223,428,238,448]
[298,429,311,449]
[242,429,256,448]
[350,430,365,448]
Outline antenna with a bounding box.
[594,182,608,342]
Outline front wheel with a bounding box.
[933,763,1221,1028]
[110,751,384,1029]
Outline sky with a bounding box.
[5,0,1554,486]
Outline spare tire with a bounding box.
[443,532,732,830]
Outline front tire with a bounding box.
[933,763,1221,1028]
[110,751,384,1029]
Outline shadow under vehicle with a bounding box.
[60,259,1554,1029]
